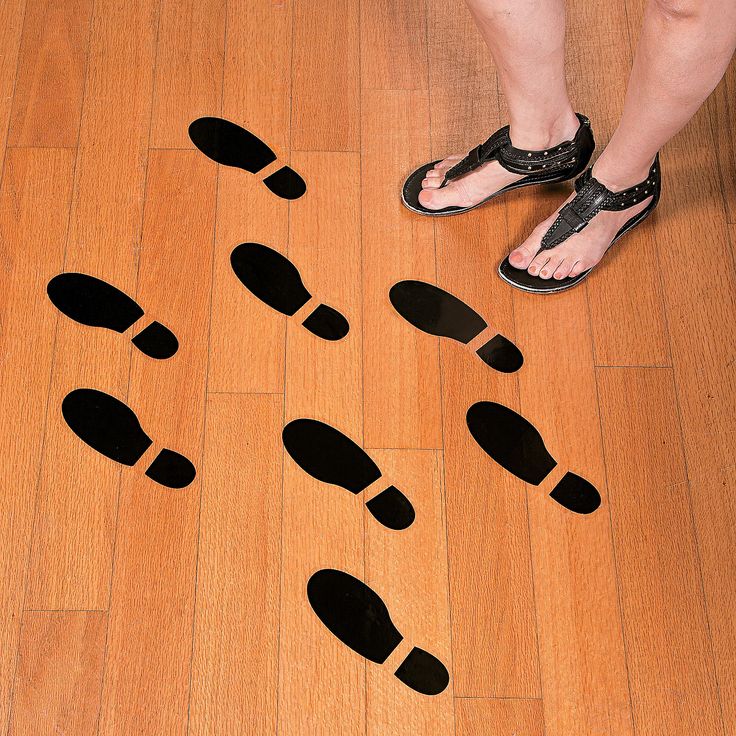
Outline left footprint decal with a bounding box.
[389,280,523,373]
[47,273,178,359]
[308,569,449,696]
[188,116,306,200]
[231,242,349,341]
[62,388,196,489]
[283,418,415,530]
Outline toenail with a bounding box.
[541,270,548,277]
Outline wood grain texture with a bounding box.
[507,188,633,736]
[189,394,282,735]
[8,611,106,736]
[597,368,724,735]
[361,89,442,449]
[707,58,736,223]
[207,0,291,394]
[456,698,544,736]
[688,465,736,731]
[278,150,365,734]
[291,0,360,151]
[0,147,76,732]
[96,151,216,734]
[8,0,92,148]
[365,450,454,735]
[0,0,26,170]
[360,0,428,91]
[150,0,225,149]
[26,0,160,610]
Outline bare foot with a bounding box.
[418,113,581,211]
[508,163,654,280]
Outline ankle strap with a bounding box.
[540,155,661,250]
[443,113,592,183]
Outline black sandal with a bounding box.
[401,113,595,217]
[498,155,661,293]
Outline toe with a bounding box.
[417,184,459,210]
[538,253,561,280]
[422,175,443,190]
[569,260,589,279]
[509,234,543,270]
[553,258,573,280]
[527,251,551,277]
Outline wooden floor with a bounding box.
[0,0,734,733]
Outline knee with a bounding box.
[649,0,701,21]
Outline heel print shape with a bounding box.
[188,117,306,200]
[282,419,415,530]
[231,242,349,341]
[47,273,178,359]
[62,388,196,489]
[307,569,449,696]
[466,401,600,514]
[389,280,522,373]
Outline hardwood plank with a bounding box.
[360,0,428,91]
[428,0,539,696]
[361,89,442,449]
[365,450,454,735]
[707,58,736,224]
[508,191,634,735]
[25,0,159,610]
[8,0,93,148]
[149,0,225,149]
[0,0,25,169]
[291,0,360,151]
[427,0,496,155]
[456,698,544,736]
[689,465,736,730]
[8,611,106,736]
[208,0,291,394]
[0,147,76,733]
[278,150,365,734]
[654,108,736,479]
[564,0,670,367]
[597,368,723,735]
[189,394,282,735]
[96,150,215,734]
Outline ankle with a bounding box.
[591,153,655,192]
[508,108,580,150]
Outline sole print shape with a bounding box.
[231,242,349,341]
[47,273,178,359]
[62,388,196,489]
[308,569,449,696]
[188,116,306,200]
[467,401,601,514]
[389,280,523,373]
[282,418,415,530]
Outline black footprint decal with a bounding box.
[62,388,196,489]
[188,117,306,200]
[389,280,523,373]
[282,419,415,530]
[47,273,178,359]
[308,569,449,696]
[466,401,601,514]
[231,242,349,341]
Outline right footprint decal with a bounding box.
[188,117,306,200]
[231,242,349,341]
[62,388,196,489]
[389,280,523,373]
[282,419,415,530]
[467,401,601,514]
[308,569,449,696]
[47,273,178,359]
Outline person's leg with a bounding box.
[509,0,736,280]
[419,0,580,211]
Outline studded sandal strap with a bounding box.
[442,113,592,185]
[540,155,660,250]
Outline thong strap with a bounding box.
[540,155,661,250]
